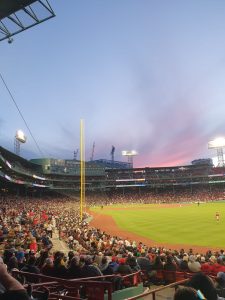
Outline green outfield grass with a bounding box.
[91,203,225,248]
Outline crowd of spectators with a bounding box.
[0,194,225,299]
[85,187,225,206]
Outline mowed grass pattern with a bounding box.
[91,203,225,248]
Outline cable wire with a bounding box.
[0,72,44,156]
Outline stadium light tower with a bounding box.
[208,137,225,167]
[14,130,26,156]
[122,150,138,168]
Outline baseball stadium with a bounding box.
[1,141,225,299]
[2,144,225,253]
[1,1,225,300]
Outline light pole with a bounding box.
[122,150,138,168]
[208,137,225,167]
[14,130,26,156]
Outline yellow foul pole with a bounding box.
[80,119,85,221]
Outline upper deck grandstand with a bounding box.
[1,145,225,202]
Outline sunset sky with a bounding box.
[1,0,225,167]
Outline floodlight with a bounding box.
[208,137,225,149]
[122,150,138,156]
[208,137,225,167]
[8,37,13,44]
[121,150,138,168]
[16,130,26,143]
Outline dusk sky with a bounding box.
[1,0,225,167]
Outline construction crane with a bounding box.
[111,145,115,163]
[90,142,95,161]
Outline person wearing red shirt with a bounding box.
[29,238,38,253]
[200,258,213,274]
[210,257,225,275]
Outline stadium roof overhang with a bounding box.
[0,0,55,42]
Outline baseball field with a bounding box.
[90,202,225,252]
